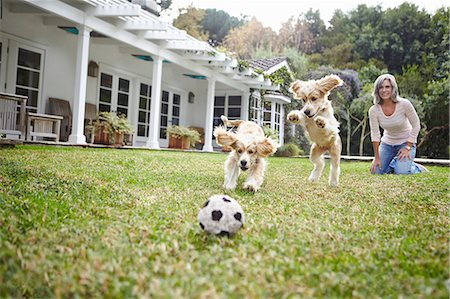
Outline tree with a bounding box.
[172,6,208,41]
[223,17,277,59]
[304,9,326,53]
[418,78,449,158]
[381,3,431,72]
[201,9,244,46]
[278,16,314,54]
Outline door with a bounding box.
[159,90,181,147]
[136,82,152,139]
[5,40,44,113]
[98,70,131,117]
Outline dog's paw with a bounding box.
[308,174,320,182]
[287,111,302,124]
[329,180,339,187]
[223,183,236,191]
[243,182,258,193]
[315,117,326,129]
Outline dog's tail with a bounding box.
[221,115,244,128]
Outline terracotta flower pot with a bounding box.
[168,135,190,149]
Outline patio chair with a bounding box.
[48,98,72,141]
[0,92,27,140]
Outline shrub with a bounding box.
[275,143,303,157]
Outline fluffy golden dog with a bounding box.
[213,115,278,192]
[287,74,343,187]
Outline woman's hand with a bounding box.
[397,148,411,161]
[370,158,381,174]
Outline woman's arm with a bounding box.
[370,141,381,174]
[368,106,381,173]
[404,99,420,143]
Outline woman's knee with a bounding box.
[394,160,413,174]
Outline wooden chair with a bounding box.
[0,92,27,140]
[48,98,72,141]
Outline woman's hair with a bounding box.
[372,73,399,104]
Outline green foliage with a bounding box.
[237,60,250,72]
[166,125,201,147]
[281,48,309,78]
[418,77,450,158]
[0,146,448,298]
[98,112,134,135]
[274,142,303,157]
[397,64,427,98]
[262,125,279,141]
[358,63,388,85]
[381,3,432,72]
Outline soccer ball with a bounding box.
[197,195,244,236]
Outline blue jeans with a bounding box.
[375,142,420,174]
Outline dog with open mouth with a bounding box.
[287,74,343,187]
[213,115,278,192]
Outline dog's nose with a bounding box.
[304,109,311,116]
[240,160,247,167]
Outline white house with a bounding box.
[0,0,290,150]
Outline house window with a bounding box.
[249,95,261,124]
[137,83,151,137]
[213,96,225,127]
[15,47,43,113]
[262,100,272,127]
[274,103,281,135]
[117,78,130,116]
[160,90,169,138]
[251,98,282,143]
[159,90,181,139]
[213,95,242,127]
[98,71,131,117]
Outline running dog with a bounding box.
[287,74,343,187]
[213,115,278,192]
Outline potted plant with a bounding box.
[166,125,201,149]
[93,112,134,146]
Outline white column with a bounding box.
[280,104,285,145]
[202,77,216,152]
[241,90,250,121]
[68,25,91,144]
[146,55,163,149]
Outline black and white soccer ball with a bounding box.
[197,195,244,236]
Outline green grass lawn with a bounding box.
[0,145,448,298]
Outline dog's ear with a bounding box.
[316,75,343,95]
[289,80,303,99]
[256,138,278,157]
[213,126,237,148]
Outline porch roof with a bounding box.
[14,0,278,92]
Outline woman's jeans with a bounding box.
[375,142,420,174]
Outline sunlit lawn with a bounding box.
[0,145,448,298]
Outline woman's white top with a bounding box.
[368,97,420,145]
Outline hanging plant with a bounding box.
[237,60,250,72]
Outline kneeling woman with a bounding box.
[368,74,427,174]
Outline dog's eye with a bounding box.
[311,97,317,101]
[237,149,243,154]
[248,150,254,154]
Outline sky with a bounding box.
[160,0,447,32]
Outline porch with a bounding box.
[0,0,286,151]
